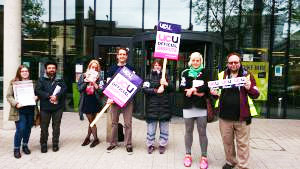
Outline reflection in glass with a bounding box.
[160,0,189,29]
[286,1,300,118]
[84,0,94,19]
[144,0,158,29]
[96,0,110,21]
[22,0,50,80]
[50,0,64,78]
[113,0,142,28]
[66,0,75,19]
[51,0,64,21]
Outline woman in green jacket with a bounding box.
[6,65,38,159]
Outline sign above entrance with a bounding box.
[154,21,181,60]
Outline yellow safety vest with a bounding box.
[214,71,258,117]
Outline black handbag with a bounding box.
[206,97,218,123]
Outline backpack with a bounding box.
[117,123,124,142]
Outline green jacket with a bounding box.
[6,80,39,121]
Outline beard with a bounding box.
[46,71,56,77]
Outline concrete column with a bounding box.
[3,0,21,129]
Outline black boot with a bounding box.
[53,144,59,152]
[14,149,21,159]
[90,139,100,148]
[79,113,84,121]
[41,144,48,153]
[22,146,31,154]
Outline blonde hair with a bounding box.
[188,52,203,67]
[87,59,101,72]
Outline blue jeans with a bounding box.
[146,121,169,147]
[14,112,34,149]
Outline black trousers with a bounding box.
[40,108,63,146]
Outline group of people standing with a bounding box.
[6,48,259,169]
[7,61,67,158]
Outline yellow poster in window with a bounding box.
[242,62,269,101]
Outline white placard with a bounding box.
[208,77,247,89]
[13,80,36,106]
[75,64,83,73]
[85,69,98,82]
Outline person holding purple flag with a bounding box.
[142,59,173,154]
[106,48,135,155]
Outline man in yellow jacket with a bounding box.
[211,53,260,169]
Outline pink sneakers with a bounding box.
[199,156,208,169]
[184,155,192,167]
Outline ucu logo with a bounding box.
[122,68,133,79]
[115,78,135,93]
[159,23,172,31]
[158,34,179,43]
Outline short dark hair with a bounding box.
[44,60,57,69]
[152,59,163,68]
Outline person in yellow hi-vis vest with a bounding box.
[210,53,259,169]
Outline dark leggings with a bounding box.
[85,114,98,140]
[184,116,208,156]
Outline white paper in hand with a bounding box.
[52,85,61,96]
[51,85,61,104]
[192,80,204,88]
[85,70,98,82]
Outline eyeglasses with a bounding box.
[118,53,127,56]
[228,61,240,65]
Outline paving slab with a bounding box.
[0,111,300,169]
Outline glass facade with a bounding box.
[0,0,299,119]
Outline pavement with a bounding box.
[0,110,300,169]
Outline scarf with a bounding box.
[188,65,204,78]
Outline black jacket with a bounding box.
[35,74,67,112]
[179,68,209,109]
[77,74,104,113]
[143,71,173,122]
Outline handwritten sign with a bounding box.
[103,67,143,108]
[154,21,181,60]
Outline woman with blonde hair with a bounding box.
[180,52,209,169]
[78,59,104,148]
[6,65,39,158]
